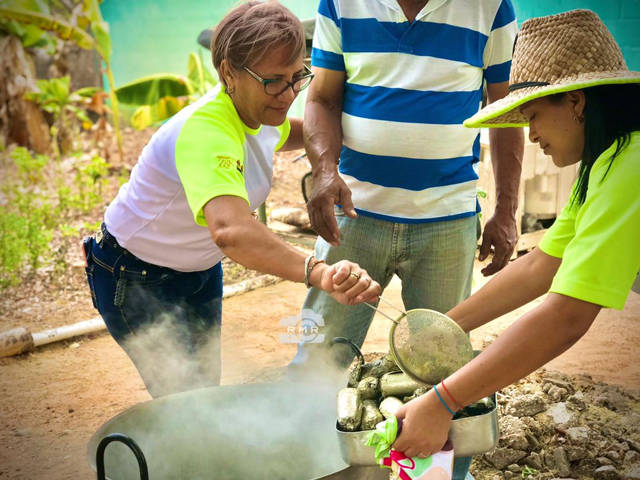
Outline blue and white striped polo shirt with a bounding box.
[312,0,517,223]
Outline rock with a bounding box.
[270,207,311,229]
[542,377,575,393]
[499,415,531,451]
[597,456,613,466]
[593,390,628,412]
[567,391,586,410]
[623,463,640,480]
[624,450,640,464]
[594,465,620,480]
[508,394,547,417]
[543,402,577,427]
[484,447,528,469]
[506,463,521,472]
[503,472,515,480]
[524,452,544,470]
[605,450,621,462]
[565,446,588,461]
[565,426,590,443]
[545,447,571,477]
[548,386,569,402]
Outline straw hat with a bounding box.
[464,9,640,128]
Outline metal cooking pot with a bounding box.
[88,381,387,480]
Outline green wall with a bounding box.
[101,0,640,118]
[514,0,640,69]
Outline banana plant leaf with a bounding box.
[115,74,194,106]
[187,52,217,96]
[130,96,189,130]
[0,7,95,49]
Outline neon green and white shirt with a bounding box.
[538,131,640,310]
[104,85,290,271]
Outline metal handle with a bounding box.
[96,433,149,480]
[363,297,407,325]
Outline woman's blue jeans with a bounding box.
[84,227,223,398]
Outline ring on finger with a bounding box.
[349,272,361,280]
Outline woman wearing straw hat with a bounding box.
[393,9,640,459]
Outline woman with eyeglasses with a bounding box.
[83,1,381,398]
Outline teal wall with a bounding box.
[101,0,640,117]
[100,0,318,117]
[514,0,640,69]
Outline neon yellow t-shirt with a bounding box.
[175,87,290,226]
[538,131,640,310]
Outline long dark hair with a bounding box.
[550,83,640,206]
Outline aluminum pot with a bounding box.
[88,381,387,480]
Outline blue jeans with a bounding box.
[291,211,477,480]
[84,228,223,398]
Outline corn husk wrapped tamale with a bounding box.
[380,371,422,398]
[337,387,363,431]
[361,400,384,430]
[356,376,380,400]
[379,396,404,419]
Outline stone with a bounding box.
[543,402,577,427]
[484,447,528,469]
[623,463,640,480]
[524,452,544,470]
[499,416,531,451]
[506,463,521,472]
[597,456,613,466]
[565,446,588,462]
[548,386,569,402]
[605,450,621,463]
[624,450,640,464]
[594,465,620,480]
[545,447,571,477]
[567,391,586,410]
[565,426,590,443]
[503,471,515,480]
[270,207,311,229]
[508,394,547,417]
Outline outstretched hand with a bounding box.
[318,260,381,305]
[478,210,517,276]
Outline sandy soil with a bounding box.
[1,131,638,479]
[1,273,638,480]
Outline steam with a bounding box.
[99,302,355,479]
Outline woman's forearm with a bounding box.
[205,197,310,282]
[446,293,600,407]
[449,248,561,332]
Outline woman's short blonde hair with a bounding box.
[211,1,305,87]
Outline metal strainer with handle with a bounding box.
[364,297,474,385]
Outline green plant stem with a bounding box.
[105,61,123,161]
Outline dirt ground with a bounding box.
[0,132,639,479]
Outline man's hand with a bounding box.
[478,209,517,276]
[307,169,357,246]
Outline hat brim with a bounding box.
[464,71,640,128]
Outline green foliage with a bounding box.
[0,147,109,288]
[24,76,100,159]
[521,466,538,478]
[115,53,217,130]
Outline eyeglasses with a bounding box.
[243,64,314,96]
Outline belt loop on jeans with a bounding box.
[100,223,126,253]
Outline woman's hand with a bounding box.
[392,390,453,458]
[312,260,381,305]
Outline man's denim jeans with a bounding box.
[85,235,223,398]
[291,211,477,480]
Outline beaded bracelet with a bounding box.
[441,379,464,411]
[433,384,456,416]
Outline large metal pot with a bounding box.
[88,381,387,480]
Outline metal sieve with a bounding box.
[364,298,474,385]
